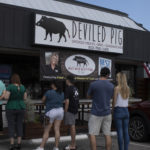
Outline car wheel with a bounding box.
[129,116,148,142]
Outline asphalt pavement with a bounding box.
[0,134,150,150]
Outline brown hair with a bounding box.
[11,74,21,85]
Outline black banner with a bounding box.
[40,50,112,81]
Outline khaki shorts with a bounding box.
[88,114,112,136]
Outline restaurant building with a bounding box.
[0,0,150,100]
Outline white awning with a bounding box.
[0,0,145,31]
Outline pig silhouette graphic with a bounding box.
[36,16,70,42]
[73,56,89,67]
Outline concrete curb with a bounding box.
[0,132,117,144]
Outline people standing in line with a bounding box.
[5,74,27,150]
[64,75,79,150]
[35,80,64,150]
[87,67,114,150]
[112,72,130,150]
[0,80,6,134]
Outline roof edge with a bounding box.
[54,0,129,17]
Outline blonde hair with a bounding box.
[116,72,130,99]
[50,52,59,65]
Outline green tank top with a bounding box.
[6,84,26,110]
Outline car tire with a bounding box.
[129,116,148,142]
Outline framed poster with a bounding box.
[98,57,112,77]
[0,65,12,79]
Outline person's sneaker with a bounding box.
[64,145,76,150]
[53,147,59,150]
[64,145,70,150]
[34,147,44,150]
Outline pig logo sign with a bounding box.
[35,14,123,54]
[36,16,70,43]
[65,54,95,76]
[73,56,89,67]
